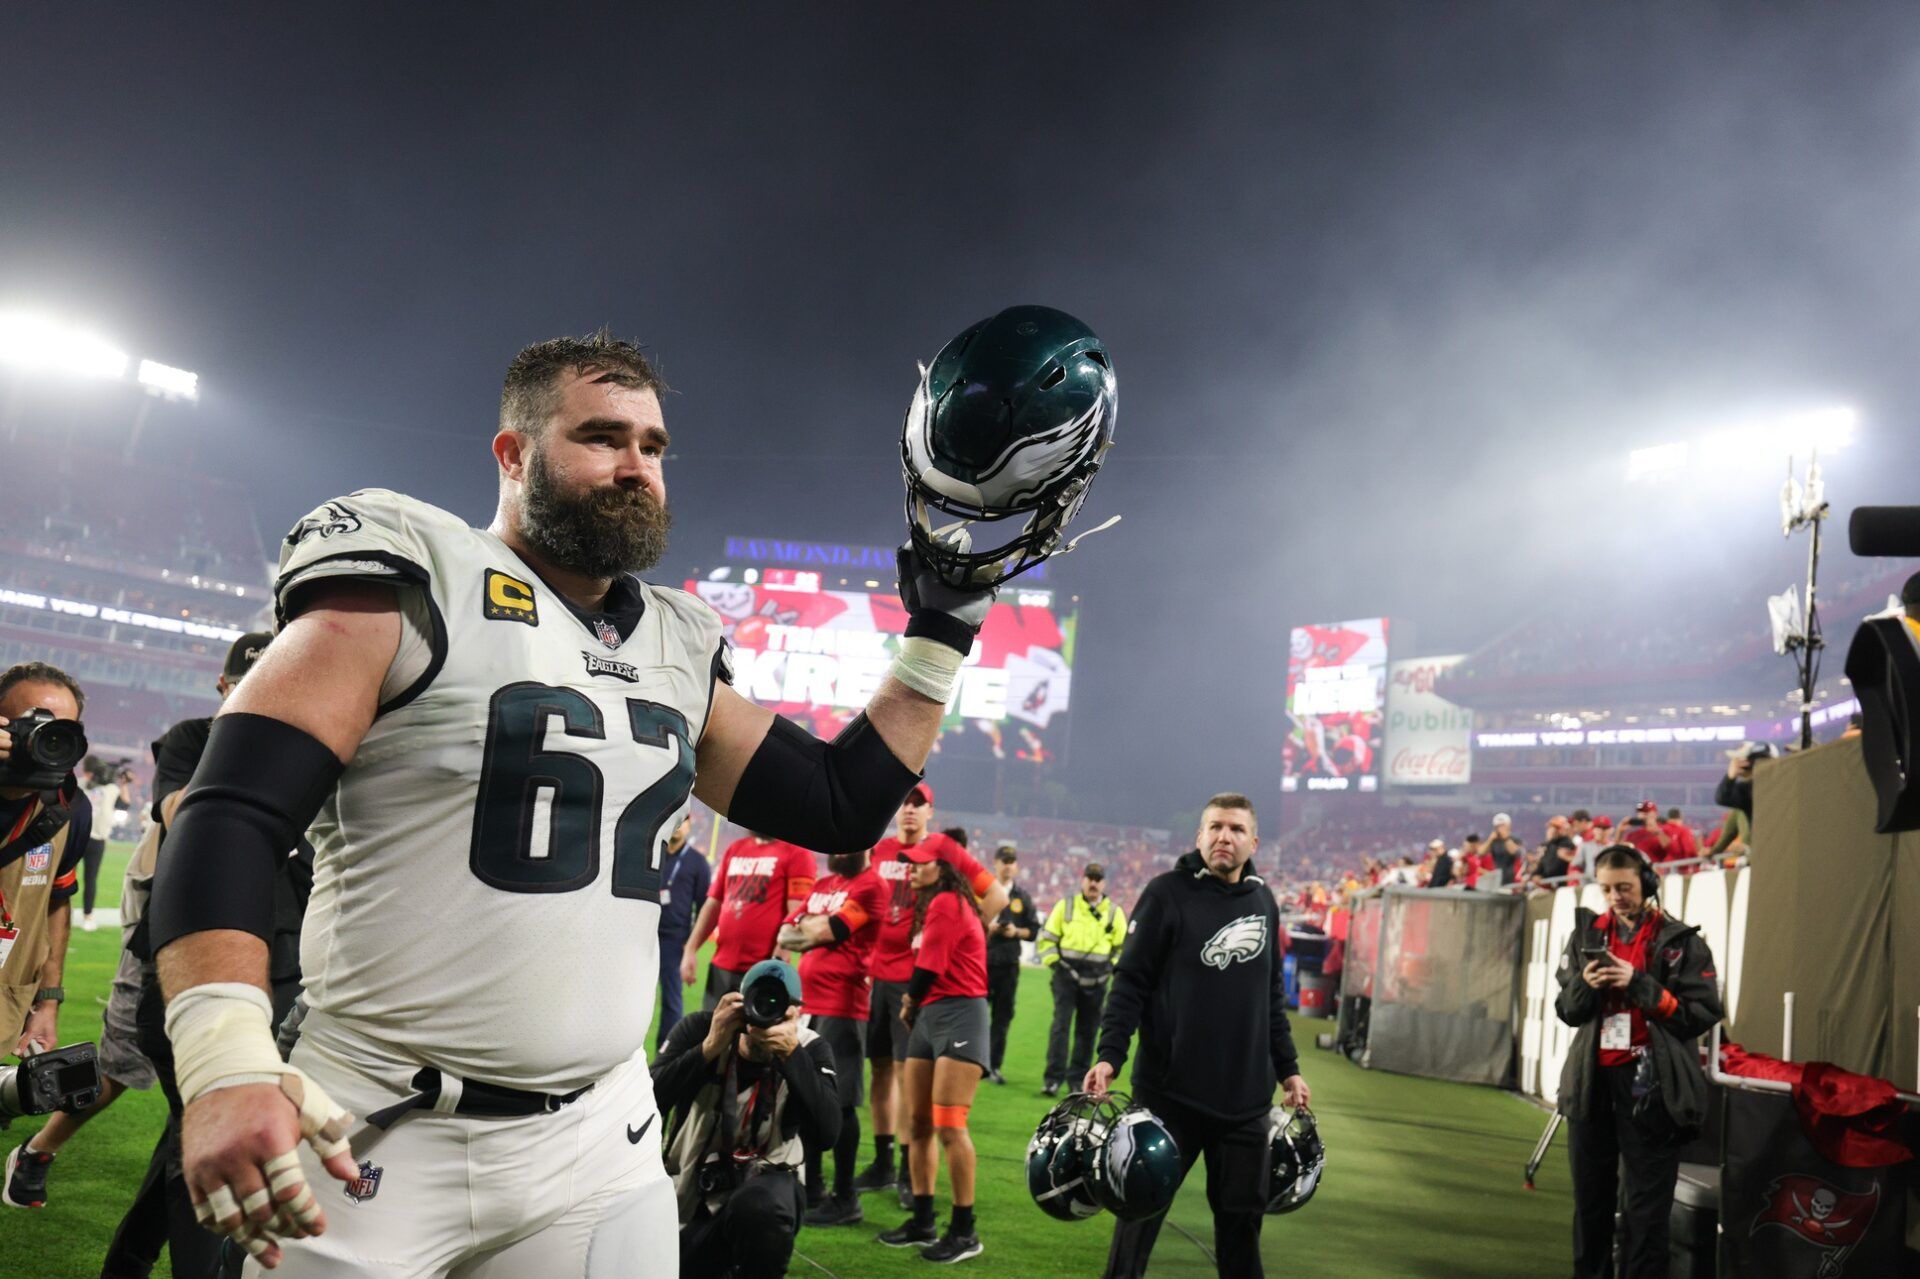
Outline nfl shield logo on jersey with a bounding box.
[594,618,621,649]
[24,846,51,873]
[344,1160,383,1203]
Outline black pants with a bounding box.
[1568,1064,1681,1279]
[702,962,748,1012]
[681,1168,804,1279]
[987,959,1020,1071]
[82,838,108,915]
[107,978,303,1279]
[1104,1091,1269,1278]
[1045,967,1106,1086]
[657,930,687,1052]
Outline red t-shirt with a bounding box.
[912,890,988,1003]
[793,869,887,1020]
[1596,911,1659,1067]
[867,832,994,983]
[1620,824,1673,864]
[1663,821,1698,860]
[708,837,817,974]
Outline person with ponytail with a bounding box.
[875,843,989,1263]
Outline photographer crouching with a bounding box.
[1555,845,1722,1279]
[653,959,842,1278]
[1,662,104,1206]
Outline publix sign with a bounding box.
[1384,656,1473,786]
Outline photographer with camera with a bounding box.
[0,661,102,1208]
[1555,845,1722,1278]
[653,960,842,1278]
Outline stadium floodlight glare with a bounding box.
[137,358,199,401]
[0,311,130,381]
[1626,441,1689,480]
[1625,405,1858,481]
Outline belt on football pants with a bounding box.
[347,1067,593,1155]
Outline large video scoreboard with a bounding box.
[1283,617,1390,793]
[688,568,1077,766]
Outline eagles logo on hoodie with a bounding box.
[1201,915,1269,969]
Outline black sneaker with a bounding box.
[805,1194,865,1227]
[851,1161,898,1193]
[1041,1081,1061,1097]
[878,1218,939,1247]
[922,1232,984,1263]
[2,1144,53,1209]
[986,1068,1006,1085]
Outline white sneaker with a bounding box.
[82,915,97,933]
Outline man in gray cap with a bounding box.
[1486,813,1524,888]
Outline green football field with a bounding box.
[2,844,1576,1277]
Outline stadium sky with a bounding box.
[6,5,1920,829]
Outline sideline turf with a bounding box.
[2,846,1576,1276]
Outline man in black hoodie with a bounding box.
[1085,792,1309,1279]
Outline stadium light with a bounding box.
[137,358,199,401]
[1623,405,1858,481]
[0,311,130,381]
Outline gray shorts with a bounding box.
[98,956,157,1091]
[868,979,912,1063]
[906,996,990,1072]
[804,1014,867,1108]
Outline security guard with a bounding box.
[1037,861,1126,1095]
[984,846,1036,1085]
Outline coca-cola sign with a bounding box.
[1384,657,1473,787]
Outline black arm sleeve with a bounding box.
[778,1037,843,1149]
[826,914,852,944]
[907,967,937,1004]
[1097,883,1172,1070]
[148,714,344,954]
[725,712,921,854]
[650,1011,721,1113]
[1713,773,1753,817]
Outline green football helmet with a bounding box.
[1026,1092,1114,1221]
[1086,1099,1183,1222]
[901,304,1118,588]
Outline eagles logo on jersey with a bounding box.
[1200,914,1269,969]
[285,500,364,547]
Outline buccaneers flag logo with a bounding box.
[1751,1174,1879,1275]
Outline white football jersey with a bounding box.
[276,489,724,1092]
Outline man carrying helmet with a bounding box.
[1086,793,1309,1278]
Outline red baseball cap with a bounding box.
[901,840,942,864]
[1635,800,1658,815]
[1593,816,1614,829]
[906,781,934,807]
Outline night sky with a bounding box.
[7,4,1920,827]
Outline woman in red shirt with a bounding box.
[879,842,989,1262]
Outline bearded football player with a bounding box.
[148,308,1116,1276]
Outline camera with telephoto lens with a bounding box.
[742,971,795,1029]
[0,708,89,791]
[1,1042,101,1122]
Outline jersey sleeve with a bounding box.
[274,490,445,624]
[782,843,816,903]
[938,837,994,897]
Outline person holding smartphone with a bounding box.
[1554,846,1722,1279]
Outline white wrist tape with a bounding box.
[165,982,354,1158]
[889,635,967,703]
